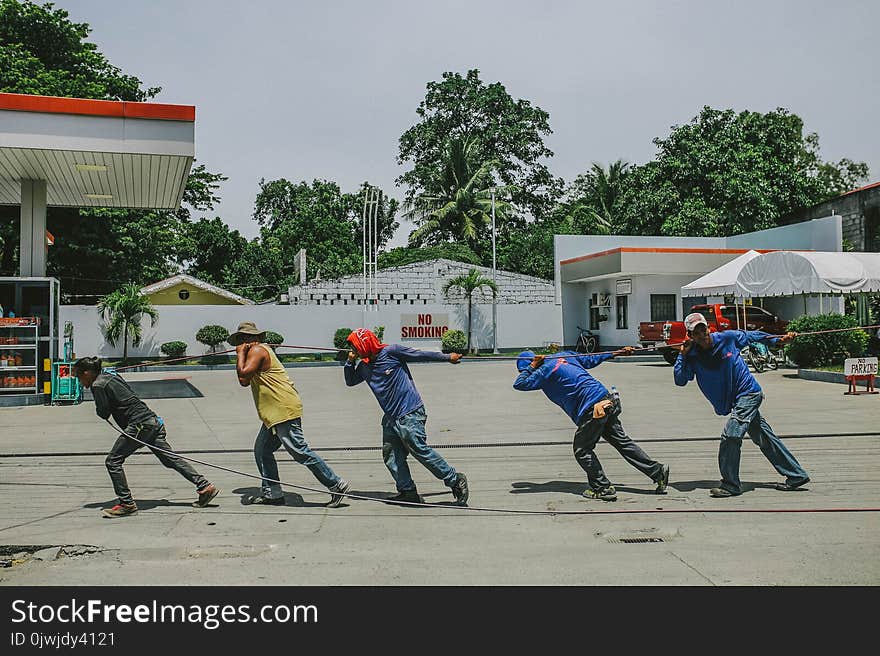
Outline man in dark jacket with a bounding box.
[514,348,669,501]
[73,357,220,518]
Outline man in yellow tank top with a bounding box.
[230,322,351,507]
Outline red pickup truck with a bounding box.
[638,303,789,364]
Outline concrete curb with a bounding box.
[798,369,847,385]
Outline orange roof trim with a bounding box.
[560,247,777,266]
[842,180,880,197]
[0,92,195,122]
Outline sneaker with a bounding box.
[243,495,285,506]
[655,463,670,495]
[451,473,469,505]
[709,487,741,498]
[193,484,220,508]
[385,489,425,505]
[326,479,352,508]
[583,485,617,502]
[102,503,138,518]
[774,477,810,491]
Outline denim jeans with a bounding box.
[106,419,209,505]
[719,392,809,493]
[572,395,663,490]
[254,418,341,499]
[381,406,457,492]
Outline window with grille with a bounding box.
[650,294,677,322]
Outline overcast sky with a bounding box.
[64,0,880,245]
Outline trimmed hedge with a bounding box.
[441,329,467,353]
[196,325,229,351]
[160,341,187,358]
[334,328,353,349]
[264,331,283,350]
[786,313,869,368]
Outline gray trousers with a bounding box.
[572,396,662,490]
[106,420,209,505]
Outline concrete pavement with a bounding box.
[1,360,877,585]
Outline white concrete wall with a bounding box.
[576,274,702,348]
[61,302,559,358]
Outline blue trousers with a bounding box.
[381,406,457,492]
[719,393,809,493]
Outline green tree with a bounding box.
[442,269,498,354]
[566,160,631,234]
[221,237,286,303]
[0,0,159,100]
[378,243,481,269]
[39,164,228,298]
[0,1,232,294]
[398,69,562,219]
[404,138,516,251]
[98,283,158,361]
[615,106,870,237]
[180,216,247,285]
[252,179,398,282]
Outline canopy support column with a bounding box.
[19,179,47,277]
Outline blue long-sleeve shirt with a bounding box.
[673,330,779,416]
[344,343,450,419]
[513,350,615,424]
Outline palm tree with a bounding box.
[405,138,515,248]
[442,269,498,354]
[98,283,159,362]
[584,159,630,232]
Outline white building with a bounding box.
[555,215,843,349]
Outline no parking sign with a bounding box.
[844,357,878,395]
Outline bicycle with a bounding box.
[575,325,598,354]
[743,341,782,372]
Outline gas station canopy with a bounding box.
[0,92,194,208]
[0,92,196,276]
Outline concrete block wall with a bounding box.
[289,259,554,306]
[781,185,880,252]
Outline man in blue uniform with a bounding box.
[513,347,669,502]
[674,312,809,497]
[343,328,469,506]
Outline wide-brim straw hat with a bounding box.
[227,321,267,346]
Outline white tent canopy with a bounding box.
[738,251,880,296]
[681,250,762,297]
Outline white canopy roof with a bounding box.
[681,250,762,297]
[738,251,880,296]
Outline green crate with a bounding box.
[51,361,82,404]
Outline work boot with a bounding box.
[655,464,670,495]
[193,484,220,508]
[326,479,352,508]
[773,477,810,491]
[243,495,285,506]
[386,489,425,505]
[709,487,741,498]
[582,486,617,502]
[102,502,138,518]
[451,473,469,505]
